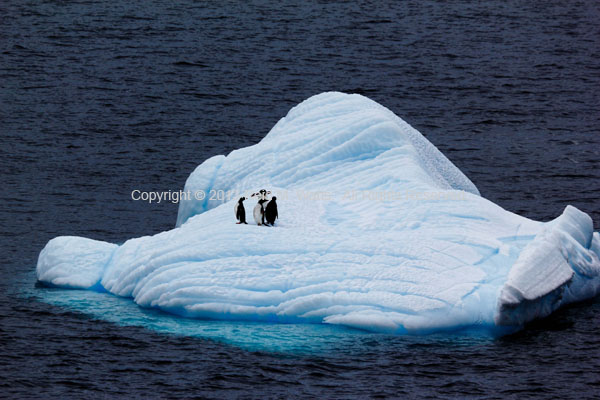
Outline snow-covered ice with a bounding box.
[37,92,600,334]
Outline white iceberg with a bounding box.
[36,92,600,334]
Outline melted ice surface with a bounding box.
[37,92,600,334]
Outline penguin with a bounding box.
[264,196,278,226]
[253,199,267,225]
[251,189,270,226]
[234,197,247,224]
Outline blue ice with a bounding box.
[36,92,600,337]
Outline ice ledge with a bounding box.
[496,205,600,326]
[36,236,117,290]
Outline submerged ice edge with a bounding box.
[29,279,514,355]
[35,92,600,335]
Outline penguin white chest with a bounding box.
[253,203,264,225]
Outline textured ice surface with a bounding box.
[37,92,600,334]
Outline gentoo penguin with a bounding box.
[264,196,278,226]
[234,197,247,224]
[251,189,270,225]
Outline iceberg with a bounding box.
[36,92,600,334]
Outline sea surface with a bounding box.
[1,0,599,398]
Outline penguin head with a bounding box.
[271,196,277,201]
[239,197,245,202]
[251,189,270,200]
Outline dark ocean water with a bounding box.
[1,0,599,398]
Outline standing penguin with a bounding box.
[252,189,270,225]
[234,197,247,224]
[264,196,278,226]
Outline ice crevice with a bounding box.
[36,92,600,334]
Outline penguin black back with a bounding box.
[264,196,278,226]
[235,197,247,224]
